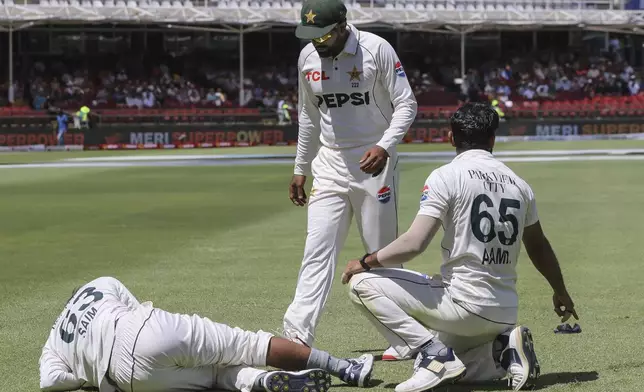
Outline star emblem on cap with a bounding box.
[347,65,363,81]
[305,9,316,23]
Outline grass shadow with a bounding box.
[331,379,385,388]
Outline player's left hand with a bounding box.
[341,259,366,284]
[359,146,389,174]
[553,292,579,323]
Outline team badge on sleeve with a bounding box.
[420,185,429,201]
[395,61,406,77]
[377,186,392,203]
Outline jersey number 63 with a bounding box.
[59,286,104,344]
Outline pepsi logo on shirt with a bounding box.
[420,185,429,202]
[377,186,392,203]
[395,61,406,77]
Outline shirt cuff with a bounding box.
[417,208,444,221]
[294,164,310,176]
[376,140,396,156]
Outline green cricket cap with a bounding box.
[295,0,347,40]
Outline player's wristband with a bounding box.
[359,253,372,271]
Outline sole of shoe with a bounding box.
[511,326,541,391]
[264,369,331,392]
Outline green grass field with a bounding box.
[1,140,643,391]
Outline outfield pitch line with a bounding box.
[2,150,644,169]
[61,148,644,162]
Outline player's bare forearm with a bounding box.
[530,239,568,295]
[523,223,569,295]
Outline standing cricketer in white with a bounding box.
[283,0,418,357]
[39,276,374,392]
[341,103,579,391]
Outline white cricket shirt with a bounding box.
[39,277,142,392]
[418,149,539,308]
[294,24,417,176]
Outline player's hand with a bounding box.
[553,292,579,323]
[359,146,389,174]
[341,259,366,284]
[289,175,307,207]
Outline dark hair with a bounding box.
[449,102,499,151]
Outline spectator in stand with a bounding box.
[628,75,640,95]
[188,84,201,105]
[555,76,572,92]
[142,87,156,108]
[535,82,551,99]
[126,89,144,109]
[33,87,49,109]
[276,96,293,125]
[206,88,226,107]
[56,109,69,145]
[519,83,536,100]
[500,64,513,81]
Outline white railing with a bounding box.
[5,0,625,9]
[191,0,624,9]
[1,0,640,26]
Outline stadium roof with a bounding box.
[1,0,644,33]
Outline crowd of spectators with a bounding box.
[0,60,292,110]
[456,48,640,108]
[0,36,641,112]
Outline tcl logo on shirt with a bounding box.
[315,92,371,108]
[305,71,330,81]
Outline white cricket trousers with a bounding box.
[109,303,273,392]
[284,144,400,346]
[348,269,518,382]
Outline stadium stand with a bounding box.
[1,43,641,119]
[1,0,644,122]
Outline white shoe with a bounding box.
[394,347,466,392]
[382,346,414,361]
[338,354,374,387]
[501,326,540,390]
